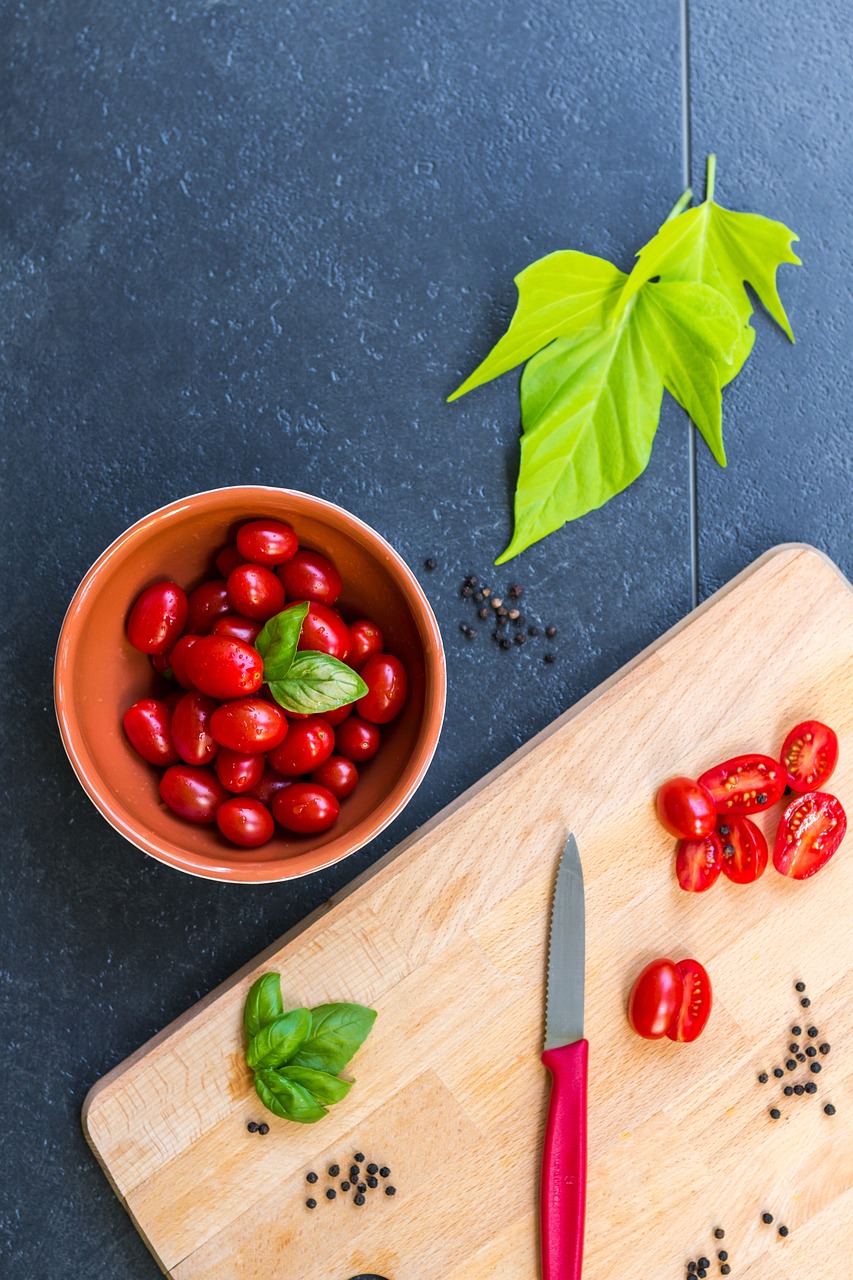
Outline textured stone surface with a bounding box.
[4,0,845,1275]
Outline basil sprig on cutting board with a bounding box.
[255,602,367,715]
[243,972,376,1123]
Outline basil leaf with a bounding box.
[268,652,368,716]
[288,1003,377,1074]
[246,1008,312,1070]
[255,1070,329,1124]
[278,1065,353,1105]
[243,972,285,1041]
[255,602,309,682]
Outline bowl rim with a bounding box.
[54,485,446,884]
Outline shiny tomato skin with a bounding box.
[278,549,342,605]
[212,614,263,645]
[773,791,847,880]
[246,766,293,807]
[170,691,219,766]
[268,717,335,776]
[356,653,408,724]
[186,579,231,635]
[295,601,350,660]
[123,699,180,766]
[321,702,354,727]
[215,749,265,794]
[149,651,173,678]
[780,720,839,793]
[159,765,228,823]
[347,620,384,672]
[168,634,201,689]
[163,689,184,712]
[215,544,246,578]
[127,581,188,654]
[216,797,275,847]
[311,755,358,799]
[718,817,768,884]
[675,832,723,892]
[184,635,264,700]
[666,959,712,1043]
[655,777,717,839]
[209,697,288,754]
[335,714,380,763]
[226,564,286,622]
[698,754,786,816]
[236,519,298,566]
[272,782,340,834]
[628,959,684,1039]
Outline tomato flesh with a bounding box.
[666,959,712,1043]
[698,754,785,816]
[656,776,717,840]
[675,833,722,892]
[718,817,768,884]
[773,791,847,880]
[628,959,683,1039]
[780,720,839,793]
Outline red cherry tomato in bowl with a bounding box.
[210,697,288,754]
[335,714,380,762]
[773,791,847,880]
[186,579,231,635]
[226,564,286,621]
[236,519,298,566]
[675,832,723,892]
[127,581,188,654]
[246,766,293,807]
[272,782,340,834]
[278,549,342,605]
[215,749,266,793]
[628,959,684,1039]
[779,720,839,793]
[718,817,768,884]
[268,716,335,775]
[666,959,712,1043]
[348,620,384,671]
[168,634,201,689]
[698,754,785,816]
[357,653,408,724]
[171,691,219,765]
[311,755,358,799]
[214,543,246,578]
[122,698,179,766]
[216,797,275,847]
[184,635,264,700]
[655,777,717,840]
[212,614,263,645]
[159,765,227,823]
[321,702,354,727]
[295,601,350,660]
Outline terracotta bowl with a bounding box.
[55,487,446,883]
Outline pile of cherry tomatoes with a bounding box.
[122,518,408,849]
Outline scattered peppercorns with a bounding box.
[326,1188,336,1200]
[306,1198,317,1209]
[773,1068,784,1078]
[805,1082,817,1094]
[778,1225,789,1237]
[806,1046,816,1057]
[328,1164,340,1177]
[366,1163,378,1175]
[340,1180,350,1191]
[810,1061,822,1074]
[424,557,436,570]
[385,1185,396,1196]
[247,1121,259,1133]
[791,1025,802,1036]
[758,1072,768,1083]
[820,1042,830,1054]
[720,1267,730,1276]
[824,1103,836,1115]
[794,1085,805,1095]
[762,1212,773,1224]
[379,1166,390,1178]
[306,1171,318,1184]
[795,982,806,992]
[257,1123,269,1135]
[769,1108,781,1119]
[807,1026,818,1037]
[801,997,811,1008]
[367,1176,378,1188]
[354,1193,365,1205]
[783,1086,793,1096]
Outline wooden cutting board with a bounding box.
[84,544,853,1280]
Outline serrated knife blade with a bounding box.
[544,832,585,1050]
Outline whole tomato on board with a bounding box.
[779,720,838,793]
[656,777,717,840]
[773,792,847,880]
[698,754,785,816]
[127,582,188,655]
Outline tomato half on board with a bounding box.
[780,720,839,793]
[666,959,712,1043]
[773,791,847,880]
[628,959,684,1039]
[698,754,786,816]
[675,833,723,892]
[718,817,768,884]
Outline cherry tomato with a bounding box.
[163,689,184,712]
[159,764,227,823]
[186,579,231,635]
[170,691,219,766]
[357,653,408,725]
[773,791,847,880]
[311,755,358,799]
[216,797,275,847]
[227,564,286,621]
[184,635,264,700]
[335,714,380,763]
[278,549,342,605]
[321,702,354,727]
[168,634,201,689]
[675,832,723,893]
[780,720,839,793]
[212,614,263,645]
[215,544,246,578]
[236,519,298,566]
[698,754,785,816]
[655,777,717,840]
[122,699,179,766]
[628,959,684,1039]
[209,697,288,754]
[215,749,265,794]
[268,716,335,775]
[127,581,188,654]
[347,620,384,671]
[149,651,173,678]
[666,959,712,1043]
[718,817,768,884]
[296,601,350,660]
[272,782,339,834]
[246,767,293,807]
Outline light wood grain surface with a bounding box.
[83,544,853,1279]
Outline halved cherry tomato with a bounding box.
[212,614,263,645]
[209,697,288,754]
[655,776,716,839]
[159,764,227,823]
[666,959,712,1043]
[311,755,358,799]
[773,792,847,880]
[170,691,219,766]
[215,749,265,794]
[268,717,335,775]
[127,581,188,654]
[226,564,286,622]
[186,579,231,635]
[348,620,384,671]
[278,549,342,605]
[335,714,380,763]
[357,653,408,724]
[236,519,298,566]
[214,544,246,578]
[272,781,339,834]
[122,699,179,766]
[246,767,293,807]
[184,635,264,700]
[628,959,684,1039]
[718,817,768,884]
[675,833,723,892]
[168,634,201,689]
[698,754,786,816]
[216,797,275,847]
[296,601,350,660]
[780,720,839,793]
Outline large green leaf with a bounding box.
[288,1003,377,1075]
[255,1070,329,1123]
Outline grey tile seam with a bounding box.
[681,0,700,609]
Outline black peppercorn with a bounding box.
[773,1068,784,1078]
[778,1225,788,1237]
[796,1053,806,1062]
[354,1193,365,1205]
[789,1042,799,1052]
[786,1059,796,1070]
[247,1122,259,1133]
[783,1086,793,1096]
[329,1164,340,1177]
[326,1189,336,1200]
[724,843,735,855]
[478,607,489,618]
[357,1183,366,1193]
[306,1171,318,1183]
[687,1265,697,1275]
[806,1046,816,1058]
[697,1270,707,1279]
[544,652,556,664]
[379,1166,390,1178]
[718,824,730,836]
[545,625,557,638]
[810,1062,822,1073]
[824,1103,836,1115]
[340,1181,350,1191]
[758,1072,768,1083]
[367,1176,378,1188]
[528,624,539,637]
[424,557,436,570]
[350,1165,360,1179]
[807,1025,818,1037]
[509,584,524,598]
[756,792,767,804]
[461,585,473,597]
[718,1248,728,1259]
[385,1185,397,1196]
[306,1198,317,1209]
[795,981,806,992]
[819,1042,830,1054]
[794,1085,805,1095]
[514,633,526,645]
[769,1108,781,1119]
[805,1082,817,1094]
[366,1163,377,1174]
[791,1025,802,1036]
[354,1152,364,1163]
[801,997,811,1007]
[500,638,511,650]
[720,1266,730,1276]
[698,1260,710,1270]
[258,1123,269,1135]
[514,614,526,626]
[762,1212,773,1223]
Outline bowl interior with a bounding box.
[56,488,443,882]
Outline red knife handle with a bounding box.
[540,1039,588,1280]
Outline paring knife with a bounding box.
[541,833,588,1280]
